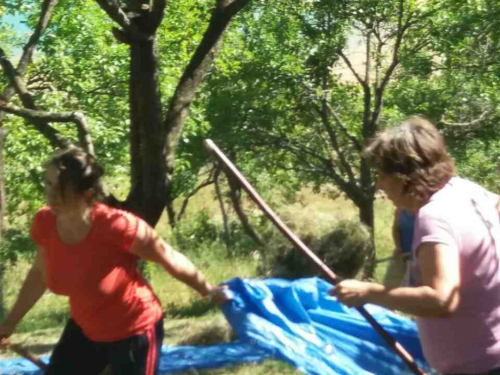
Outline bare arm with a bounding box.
[130,221,214,297]
[0,248,47,338]
[333,242,460,318]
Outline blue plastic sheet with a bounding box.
[222,277,434,375]
[0,277,434,375]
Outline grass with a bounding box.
[0,186,400,375]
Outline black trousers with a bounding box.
[44,317,164,375]
[447,367,500,375]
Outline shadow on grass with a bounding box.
[164,299,217,318]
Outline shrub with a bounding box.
[0,228,36,263]
[259,219,373,280]
[172,210,219,254]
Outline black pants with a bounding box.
[447,367,500,375]
[45,317,164,375]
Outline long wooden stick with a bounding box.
[1,339,48,370]
[204,139,427,375]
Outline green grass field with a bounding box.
[0,187,399,374]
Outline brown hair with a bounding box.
[364,116,455,202]
[47,147,104,201]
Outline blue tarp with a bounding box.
[0,277,434,375]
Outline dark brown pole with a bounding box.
[204,139,427,375]
[1,340,48,370]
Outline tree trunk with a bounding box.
[0,128,5,320]
[358,194,376,279]
[358,196,374,231]
[125,37,168,227]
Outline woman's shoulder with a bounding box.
[34,206,54,221]
[94,203,139,226]
[93,203,141,249]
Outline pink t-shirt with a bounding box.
[411,177,500,374]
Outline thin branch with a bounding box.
[93,0,150,41]
[315,98,357,187]
[379,0,405,92]
[371,0,405,129]
[214,165,232,257]
[94,0,132,28]
[338,50,368,89]
[267,133,354,193]
[0,49,63,148]
[0,0,58,123]
[72,112,95,155]
[18,0,59,75]
[0,101,94,154]
[176,170,216,222]
[440,110,491,127]
[280,165,328,176]
[300,80,362,151]
[325,103,362,151]
[405,38,432,57]
[85,80,127,95]
[164,0,252,175]
[365,31,372,85]
[149,0,167,32]
[267,133,330,165]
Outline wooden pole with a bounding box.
[204,139,427,375]
[1,340,48,370]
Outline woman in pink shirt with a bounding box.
[331,116,500,375]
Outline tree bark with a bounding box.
[94,0,252,227]
[124,37,167,226]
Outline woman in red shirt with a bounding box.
[0,147,229,375]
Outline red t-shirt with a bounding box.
[30,203,163,342]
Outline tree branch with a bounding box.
[149,0,167,33]
[325,103,362,151]
[440,110,491,127]
[177,169,216,222]
[0,101,94,154]
[164,0,252,175]
[300,80,362,151]
[267,133,331,167]
[365,31,372,85]
[18,0,59,75]
[0,49,64,148]
[93,0,150,41]
[315,98,358,187]
[267,133,356,195]
[371,0,405,129]
[0,0,58,123]
[338,50,368,89]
